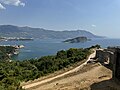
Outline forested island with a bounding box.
[0,45,100,90]
[63,36,91,43]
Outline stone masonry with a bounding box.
[96,46,120,81]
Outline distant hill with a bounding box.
[0,25,104,39]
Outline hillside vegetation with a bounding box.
[0,45,100,90]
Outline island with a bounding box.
[63,36,91,43]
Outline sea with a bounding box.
[0,38,120,60]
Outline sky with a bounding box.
[0,0,120,38]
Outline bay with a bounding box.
[0,38,120,60]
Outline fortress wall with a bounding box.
[96,47,120,82]
[96,49,114,65]
[113,49,120,81]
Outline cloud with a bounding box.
[0,0,25,9]
[91,24,96,27]
[0,3,5,9]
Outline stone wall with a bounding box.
[96,47,120,82]
[112,48,120,82]
[96,49,114,66]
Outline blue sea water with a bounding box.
[0,38,120,60]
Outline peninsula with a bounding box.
[0,37,33,41]
[0,45,24,60]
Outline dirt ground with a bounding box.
[22,50,120,90]
[23,63,120,90]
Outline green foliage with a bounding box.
[0,46,17,60]
[56,50,67,59]
[88,44,101,49]
[0,45,95,90]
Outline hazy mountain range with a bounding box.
[0,25,104,39]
